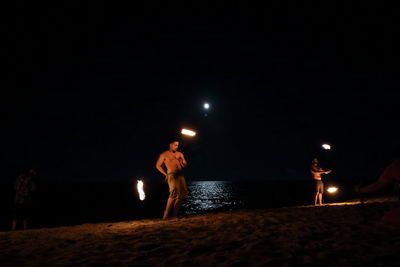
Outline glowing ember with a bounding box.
[181,128,196,137]
[137,180,145,200]
[322,144,331,150]
[327,186,338,193]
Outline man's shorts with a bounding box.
[315,180,324,194]
[167,172,189,199]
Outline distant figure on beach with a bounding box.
[12,168,36,230]
[311,158,332,206]
[355,148,400,224]
[156,140,189,219]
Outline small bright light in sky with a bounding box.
[322,144,331,150]
[181,128,197,137]
[327,186,338,193]
[203,103,210,110]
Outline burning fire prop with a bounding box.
[137,180,145,200]
[322,144,331,150]
[327,186,338,193]
[181,128,196,137]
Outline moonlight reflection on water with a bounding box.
[180,180,355,215]
[183,181,244,214]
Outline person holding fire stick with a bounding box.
[311,158,332,206]
[156,140,189,219]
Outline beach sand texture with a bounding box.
[1,197,399,266]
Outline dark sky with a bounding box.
[2,1,400,183]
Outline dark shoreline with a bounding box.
[1,180,396,231]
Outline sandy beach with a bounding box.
[1,197,400,266]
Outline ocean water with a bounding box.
[183,181,244,214]
[0,180,359,230]
[183,180,357,214]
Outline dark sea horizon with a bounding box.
[0,179,378,231]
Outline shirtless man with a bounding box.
[156,141,189,219]
[311,158,332,205]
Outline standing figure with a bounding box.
[156,140,189,219]
[311,158,332,206]
[12,169,36,230]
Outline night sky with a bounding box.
[2,1,399,183]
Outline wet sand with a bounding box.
[1,197,399,266]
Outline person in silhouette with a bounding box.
[12,168,36,230]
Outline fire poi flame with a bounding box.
[327,186,338,193]
[137,180,145,200]
[322,144,331,150]
[181,128,196,137]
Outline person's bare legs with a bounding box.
[314,192,324,206]
[163,198,176,219]
[172,199,182,217]
[12,219,17,231]
[315,193,323,206]
[23,219,28,230]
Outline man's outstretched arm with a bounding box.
[311,169,331,174]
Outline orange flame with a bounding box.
[181,128,196,137]
[322,144,331,150]
[137,180,145,200]
[327,187,338,193]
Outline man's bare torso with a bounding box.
[311,165,323,180]
[162,151,184,174]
